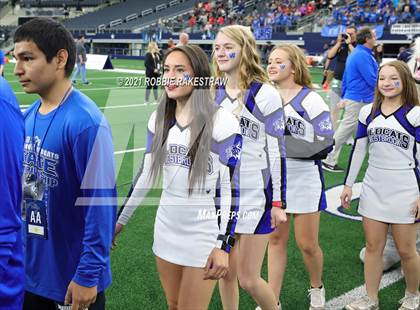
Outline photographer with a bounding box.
[324,26,357,129]
[144,41,162,103]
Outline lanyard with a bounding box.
[31,85,73,175]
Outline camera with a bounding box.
[341,33,349,40]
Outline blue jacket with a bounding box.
[341,44,378,103]
[0,77,25,310]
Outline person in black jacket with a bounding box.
[144,42,161,103]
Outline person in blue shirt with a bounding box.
[0,76,25,310]
[0,48,4,76]
[13,17,117,310]
[323,27,378,172]
[415,6,420,22]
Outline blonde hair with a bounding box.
[148,42,159,54]
[270,44,313,88]
[372,60,419,118]
[212,25,268,116]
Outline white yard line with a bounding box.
[8,77,127,84]
[114,147,146,155]
[20,102,157,110]
[325,268,403,309]
[15,86,122,95]
[105,68,145,74]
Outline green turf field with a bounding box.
[3,60,408,310]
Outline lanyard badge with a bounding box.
[25,199,48,239]
[22,85,73,239]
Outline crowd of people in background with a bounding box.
[328,0,420,26]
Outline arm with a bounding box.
[0,97,23,280]
[327,37,342,59]
[117,112,156,225]
[285,100,335,160]
[117,149,154,225]
[215,133,242,253]
[264,105,287,205]
[341,68,348,98]
[344,119,369,187]
[357,53,378,89]
[72,124,117,288]
[416,125,420,172]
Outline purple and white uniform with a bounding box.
[118,108,242,267]
[215,81,287,234]
[283,87,334,214]
[345,104,420,224]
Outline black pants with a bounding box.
[145,73,159,101]
[23,290,106,310]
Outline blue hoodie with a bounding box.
[0,77,25,309]
[341,44,378,103]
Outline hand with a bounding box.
[337,33,343,42]
[64,281,97,310]
[337,99,347,109]
[344,35,352,45]
[203,248,228,280]
[340,185,352,209]
[112,223,124,248]
[271,207,287,229]
[412,197,420,221]
[323,69,328,76]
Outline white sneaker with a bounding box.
[255,301,282,310]
[399,291,420,310]
[308,286,325,309]
[345,296,379,310]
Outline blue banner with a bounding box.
[253,27,273,40]
[321,24,384,39]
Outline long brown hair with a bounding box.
[372,60,420,117]
[270,44,313,89]
[150,45,217,193]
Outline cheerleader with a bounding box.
[213,25,287,310]
[342,60,420,310]
[114,45,242,310]
[266,44,334,310]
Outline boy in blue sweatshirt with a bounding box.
[13,17,117,310]
[0,76,25,310]
[323,27,378,172]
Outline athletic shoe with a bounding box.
[255,301,282,310]
[345,296,379,310]
[308,286,325,310]
[321,161,344,172]
[398,291,420,310]
[72,80,76,84]
[82,81,91,85]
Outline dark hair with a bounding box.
[346,25,357,32]
[14,17,76,77]
[78,34,85,39]
[150,45,217,193]
[356,27,373,45]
